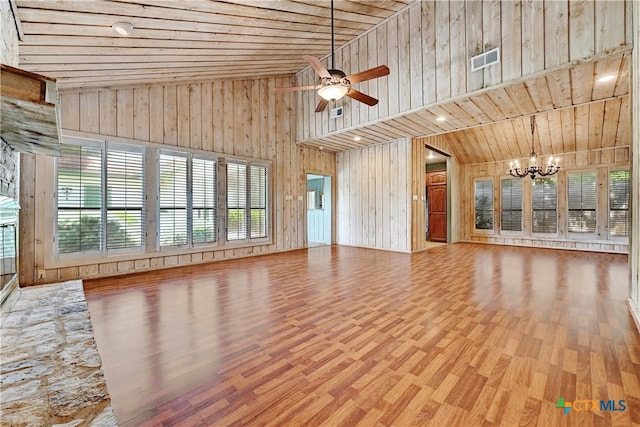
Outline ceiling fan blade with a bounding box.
[346,65,390,84]
[276,85,321,93]
[304,55,331,79]
[346,89,378,106]
[315,98,329,112]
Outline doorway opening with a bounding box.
[307,174,331,246]
[425,146,450,244]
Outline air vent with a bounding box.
[330,106,343,119]
[470,47,500,72]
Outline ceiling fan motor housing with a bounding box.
[321,69,351,88]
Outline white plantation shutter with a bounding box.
[159,153,188,246]
[532,178,557,234]
[227,162,247,240]
[106,148,144,249]
[192,158,217,243]
[501,178,522,232]
[567,172,597,234]
[250,165,268,238]
[57,144,103,254]
[609,170,630,238]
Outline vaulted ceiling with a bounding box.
[12,0,631,165]
[15,0,412,89]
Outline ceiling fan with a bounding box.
[276,0,390,113]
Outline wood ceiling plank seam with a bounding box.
[600,98,622,150]
[389,114,435,137]
[17,12,361,42]
[591,55,622,101]
[612,53,630,98]
[544,69,572,109]
[546,109,564,156]
[559,107,575,155]
[478,125,501,164]
[493,119,519,162]
[573,104,590,153]
[417,109,451,134]
[18,2,374,32]
[614,96,629,147]
[443,100,482,127]
[453,98,489,125]
[504,83,537,116]
[31,65,300,79]
[569,61,595,105]
[18,24,348,46]
[211,0,386,25]
[485,88,521,119]
[536,110,554,158]
[466,94,504,123]
[588,101,605,151]
[18,36,339,51]
[526,76,554,112]
[463,128,489,164]
[511,117,532,159]
[424,104,467,130]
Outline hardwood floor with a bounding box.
[84,243,640,426]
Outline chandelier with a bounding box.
[508,116,560,179]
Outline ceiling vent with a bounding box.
[330,106,343,119]
[470,47,500,72]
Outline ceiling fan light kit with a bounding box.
[275,0,389,112]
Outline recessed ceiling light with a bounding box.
[436,116,447,122]
[318,146,324,151]
[427,152,434,159]
[353,136,361,142]
[597,74,616,83]
[112,22,134,36]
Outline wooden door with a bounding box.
[427,171,447,242]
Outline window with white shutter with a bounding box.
[57,140,145,255]
[227,161,270,241]
[609,170,630,238]
[227,162,247,240]
[532,177,557,234]
[159,153,188,247]
[250,165,268,238]
[568,172,597,234]
[501,178,522,232]
[192,157,217,244]
[106,147,144,249]
[57,143,103,254]
[474,180,493,231]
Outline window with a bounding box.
[532,177,557,234]
[501,179,522,232]
[568,172,597,234]
[609,170,630,238]
[227,161,269,241]
[57,141,144,255]
[159,152,217,247]
[474,180,493,230]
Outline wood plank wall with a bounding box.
[18,77,336,285]
[629,2,640,327]
[336,138,411,252]
[411,135,463,251]
[458,146,630,253]
[297,0,631,142]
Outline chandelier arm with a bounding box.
[508,168,529,178]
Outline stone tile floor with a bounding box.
[0,280,116,426]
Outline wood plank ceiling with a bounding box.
[308,52,630,165]
[13,1,631,165]
[15,0,412,89]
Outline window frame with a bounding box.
[566,170,598,240]
[225,159,271,244]
[55,138,146,259]
[473,178,494,233]
[531,176,558,237]
[500,178,523,234]
[158,149,219,251]
[608,168,630,242]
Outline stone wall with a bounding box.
[0,139,19,200]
